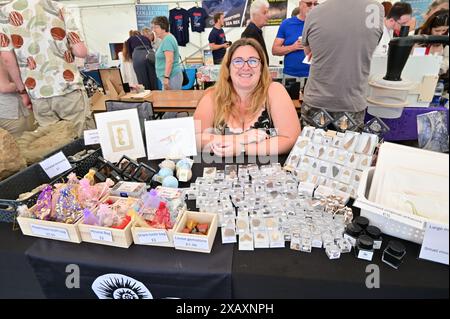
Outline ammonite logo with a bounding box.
[92,274,153,299]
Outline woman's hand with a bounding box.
[211,142,242,157]
[20,92,32,110]
[163,78,170,90]
[239,129,268,145]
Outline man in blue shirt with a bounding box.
[208,12,230,65]
[272,0,318,80]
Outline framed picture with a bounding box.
[95,109,146,163]
[98,68,125,96]
[144,117,197,160]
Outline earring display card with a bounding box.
[254,231,270,248]
[239,232,254,251]
[284,126,378,199]
[221,227,237,244]
[269,230,285,248]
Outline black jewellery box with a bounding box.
[116,155,140,180]
[131,162,157,184]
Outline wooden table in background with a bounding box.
[113,90,301,113]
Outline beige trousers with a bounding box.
[0,113,36,138]
[31,89,95,137]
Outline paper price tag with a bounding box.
[137,230,169,244]
[419,222,449,265]
[39,151,72,179]
[84,129,100,145]
[90,229,113,242]
[31,224,70,240]
[174,235,209,251]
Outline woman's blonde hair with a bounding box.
[212,38,272,130]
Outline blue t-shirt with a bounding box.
[208,27,226,64]
[276,17,310,77]
[155,34,182,79]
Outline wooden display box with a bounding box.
[17,216,82,243]
[131,211,183,248]
[173,211,218,254]
[131,224,175,248]
[78,196,136,248]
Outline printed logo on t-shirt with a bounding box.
[219,33,225,38]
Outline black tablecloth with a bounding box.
[231,237,448,298]
[26,237,233,299]
[4,155,450,298]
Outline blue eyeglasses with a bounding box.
[231,57,261,68]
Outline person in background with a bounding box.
[373,2,412,56]
[127,31,157,90]
[301,0,383,131]
[291,7,300,17]
[152,16,183,91]
[381,1,393,17]
[119,41,138,86]
[194,38,300,157]
[142,27,161,51]
[0,56,35,138]
[272,0,316,81]
[241,0,270,64]
[416,9,449,75]
[0,0,94,138]
[423,0,449,22]
[208,12,230,65]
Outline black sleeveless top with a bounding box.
[221,107,275,136]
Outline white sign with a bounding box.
[39,151,72,179]
[419,222,449,265]
[412,47,426,56]
[174,234,209,251]
[31,224,70,241]
[84,129,100,145]
[137,230,169,244]
[90,229,113,242]
[145,117,198,160]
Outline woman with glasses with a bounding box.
[194,38,300,157]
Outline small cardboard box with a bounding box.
[78,196,136,248]
[173,211,218,253]
[17,216,82,243]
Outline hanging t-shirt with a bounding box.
[169,8,190,46]
[187,6,208,32]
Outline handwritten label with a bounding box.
[31,224,70,240]
[137,230,169,244]
[83,129,100,145]
[419,222,449,265]
[39,151,72,179]
[90,229,113,242]
[174,234,209,251]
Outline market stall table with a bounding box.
[2,155,448,298]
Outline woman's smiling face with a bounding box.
[229,45,262,92]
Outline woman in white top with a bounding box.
[119,41,138,86]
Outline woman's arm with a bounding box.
[163,50,174,89]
